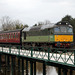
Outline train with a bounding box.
[0,21,74,48]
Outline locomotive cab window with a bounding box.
[60,26,67,33]
[67,27,73,33]
[54,27,60,32]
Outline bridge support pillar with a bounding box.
[43,62,46,75]
[70,70,73,75]
[30,61,33,75]
[11,56,14,75]
[22,58,24,75]
[5,55,7,75]
[62,68,68,75]
[26,60,28,75]
[11,56,16,75]
[18,57,20,75]
[13,57,16,75]
[58,67,61,75]
[7,55,10,75]
[34,62,36,75]
[0,54,1,75]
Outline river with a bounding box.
[1,56,75,75]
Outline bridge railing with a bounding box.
[0,44,75,66]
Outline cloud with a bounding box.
[0,0,75,26]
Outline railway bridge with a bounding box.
[0,45,75,75]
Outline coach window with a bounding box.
[4,34,5,39]
[17,33,18,38]
[5,34,6,39]
[14,33,15,38]
[15,33,16,38]
[7,34,8,39]
[1,35,2,39]
[11,34,13,38]
[3,34,4,39]
[17,33,19,38]
[2,35,3,39]
[16,33,17,38]
[16,33,18,38]
[3,35,4,39]
[0,35,1,39]
[11,34,12,38]
[6,34,7,39]
[9,34,10,39]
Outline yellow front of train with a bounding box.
[54,23,73,47]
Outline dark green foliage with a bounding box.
[61,15,73,22]
[61,15,75,32]
[23,25,29,28]
[33,24,38,26]
[16,24,21,29]
[16,24,29,29]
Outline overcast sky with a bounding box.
[0,0,75,26]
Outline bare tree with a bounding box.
[44,20,51,25]
[38,22,44,26]
[0,16,28,31]
[37,20,51,26]
[0,16,15,31]
[14,20,28,29]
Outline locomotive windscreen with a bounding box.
[54,26,73,34]
[60,26,67,33]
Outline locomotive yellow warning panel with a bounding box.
[55,35,73,42]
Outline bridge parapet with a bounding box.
[0,45,75,67]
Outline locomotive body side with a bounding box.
[22,22,73,48]
[23,29,54,43]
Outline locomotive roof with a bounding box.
[0,29,22,33]
[23,21,72,32]
[23,23,55,32]
[22,27,31,32]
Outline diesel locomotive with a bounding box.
[0,21,73,48]
[22,21,73,48]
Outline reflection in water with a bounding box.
[36,62,58,75]
[46,67,58,75]
[36,66,58,75]
[1,61,58,75]
[1,56,75,75]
